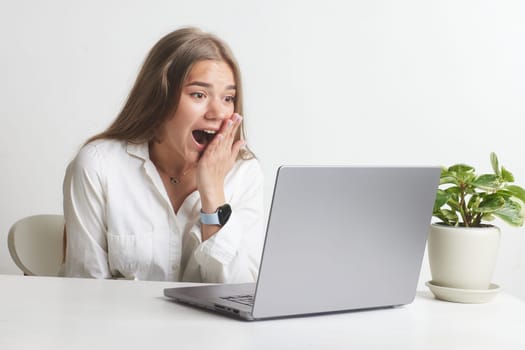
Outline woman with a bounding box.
[63,27,264,283]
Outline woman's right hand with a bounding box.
[196,113,244,213]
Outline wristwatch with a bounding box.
[200,203,232,226]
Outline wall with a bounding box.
[1,0,524,299]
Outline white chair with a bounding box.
[8,214,65,276]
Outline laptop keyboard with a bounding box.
[220,294,255,306]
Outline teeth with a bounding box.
[203,130,216,134]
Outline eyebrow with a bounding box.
[186,81,236,90]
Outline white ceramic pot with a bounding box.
[428,223,501,290]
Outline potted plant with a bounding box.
[427,152,525,302]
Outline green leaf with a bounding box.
[502,185,525,204]
[493,199,525,227]
[464,186,478,196]
[490,152,500,177]
[440,176,458,185]
[471,174,500,191]
[439,169,458,185]
[482,213,496,221]
[433,210,449,224]
[433,189,450,211]
[463,172,477,185]
[448,200,460,212]
[467,193,481,210]
[433,208,456,225]
[496,191,512,200]
[442,187,460,210]
[449,164,475,173]
[440,209,459,223]
[445,186,461,196]
[475,194,505,213]
[501,166,515,183]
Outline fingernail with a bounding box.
[227,120,233,128]
[234,113,242,122]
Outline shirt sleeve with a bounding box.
[182,159,265,283]
[63,144,111,278]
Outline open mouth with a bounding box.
[192,129,217,147]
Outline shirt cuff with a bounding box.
[192,211,243,266]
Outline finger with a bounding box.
[201,114,241,159]
[211,133,224,150]
[231,114,243,139]
[200,132,223,160]
[214,117,233,143]
[224,114,242,144]
[215,114,240,146]
[231,139,245,160]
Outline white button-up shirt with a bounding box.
[63,139,265,283]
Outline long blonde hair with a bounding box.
[88,27,253,158]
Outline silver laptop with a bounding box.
[164,166,440,320]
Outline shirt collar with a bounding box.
[126,141,150,161]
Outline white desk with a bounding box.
[1,275,524,349]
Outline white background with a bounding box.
[1,0,524,299]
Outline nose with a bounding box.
[204,96,230,121]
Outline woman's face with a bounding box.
[160,60,236,165]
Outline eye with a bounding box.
[190,92,206,99]
[224,95,236,103]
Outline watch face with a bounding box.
[218,204,232,226]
